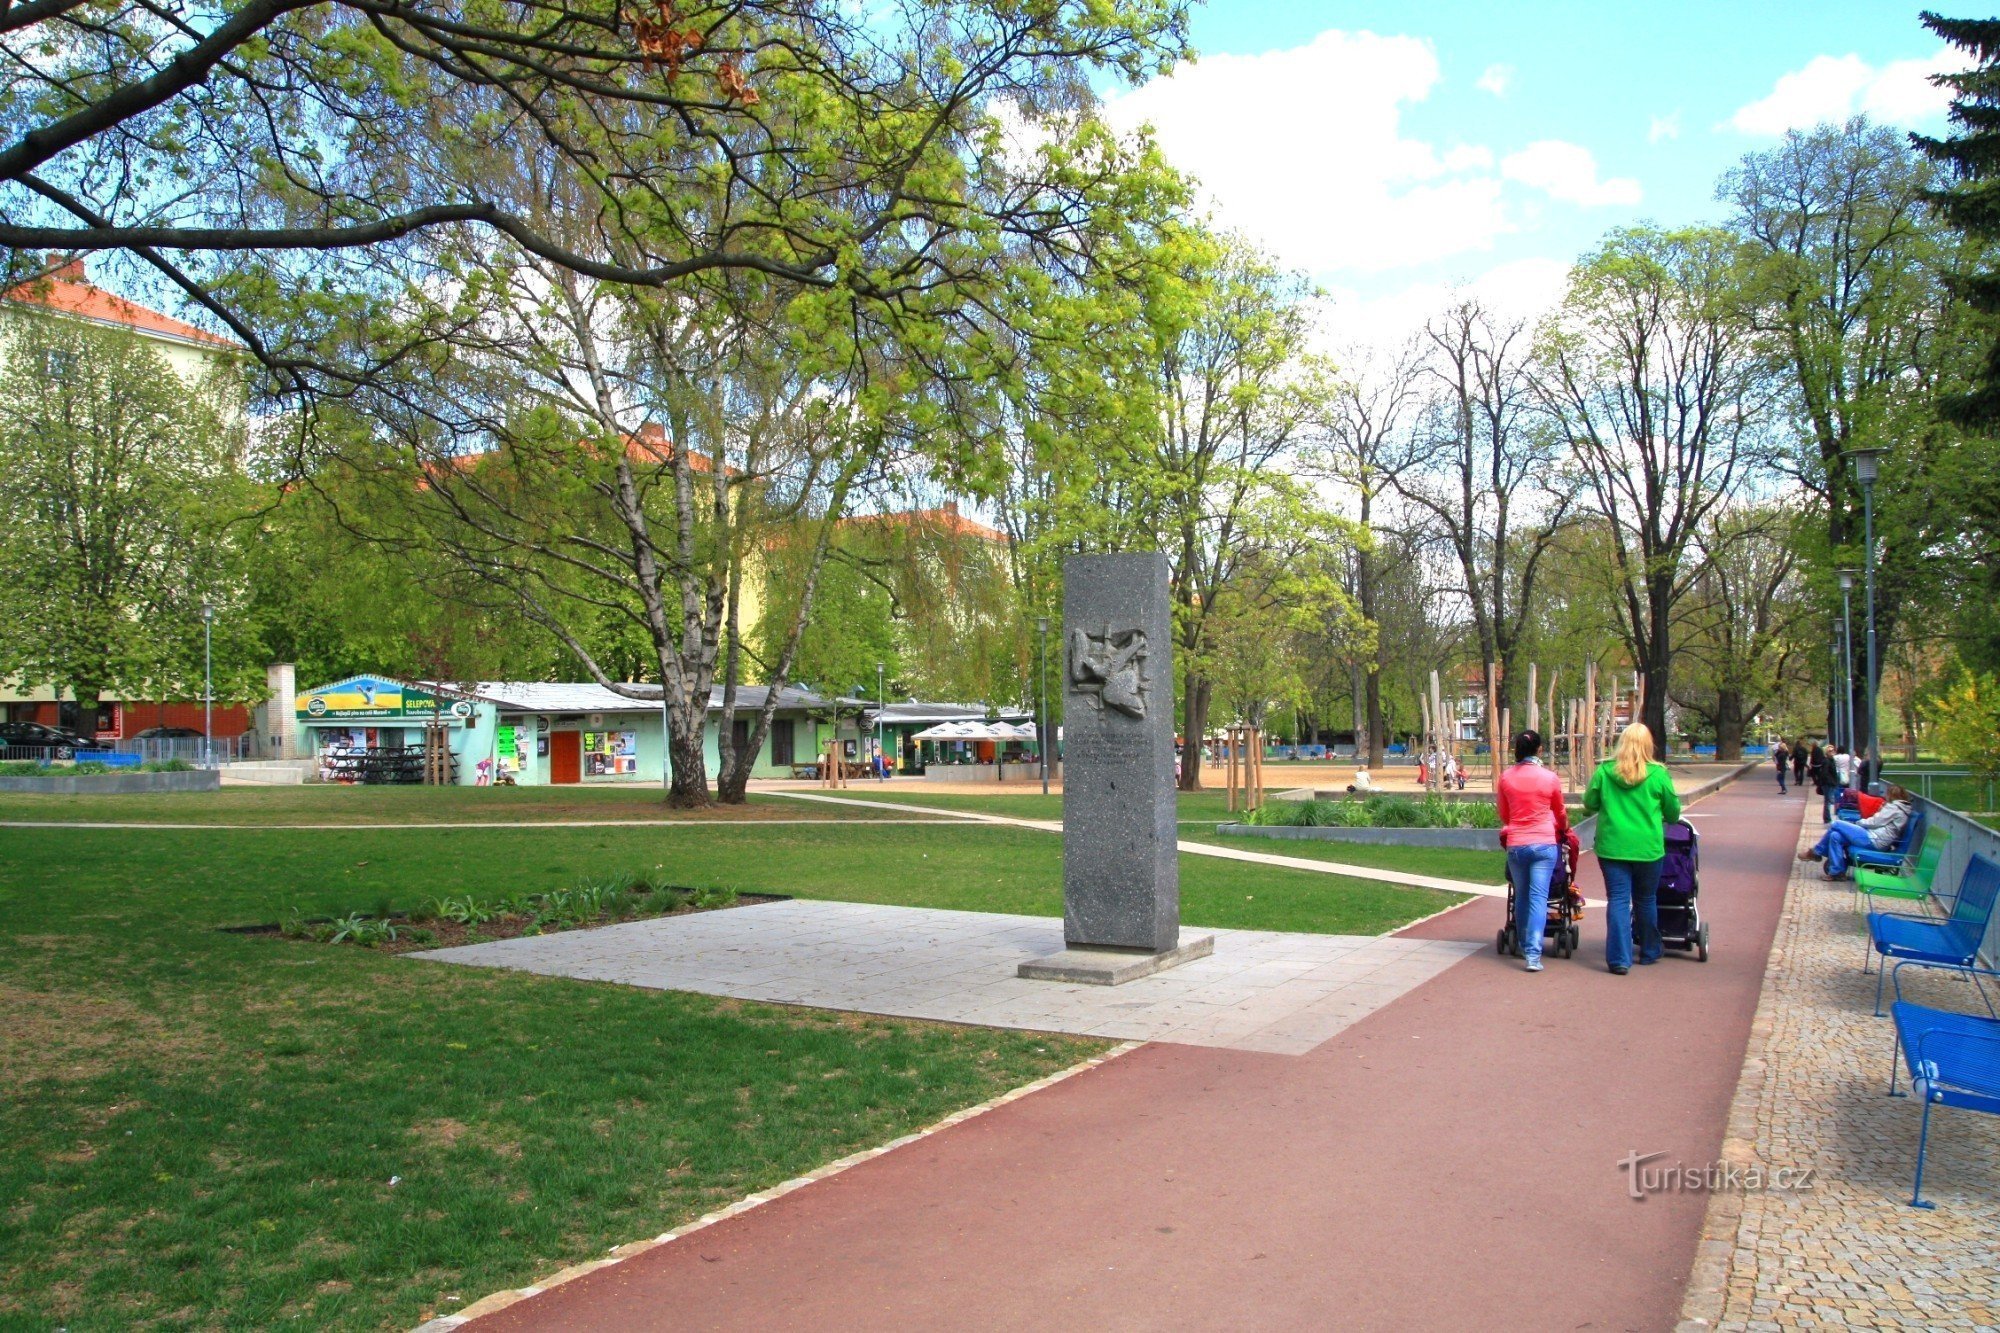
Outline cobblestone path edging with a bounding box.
[1676,808,2000,1331]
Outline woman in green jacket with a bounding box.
[1584,723,1683,975]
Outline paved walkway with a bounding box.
[416,900,1478,1055]
[1682,808,2000,1329]
[767,789,1508,897]
[456,778,1797,1332]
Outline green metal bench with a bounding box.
[1855,821,1951,939]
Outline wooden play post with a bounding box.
[1584,660,1599,779]
[1485,661,1500,789]
[1226,724,1240,813]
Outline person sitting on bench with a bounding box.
[1799,785,1913,879]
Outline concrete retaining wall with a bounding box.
[0,769,222,795]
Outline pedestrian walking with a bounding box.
[1772,739,1791,793]
[1584,723,1682,975]
[1791,738,1807,787]
[1497,729,1569,974]
[1808,741,1838,824]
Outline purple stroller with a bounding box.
[1640,820,1708,961]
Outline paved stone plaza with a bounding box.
[1684,811,2000,1330]
[416,899,1478,1055]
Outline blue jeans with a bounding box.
[1821,784,1838,822]
[1775,765,1787,792]
[1814,820,1877,875]
[1507,843,1560,962]
[1602,857,1662,970]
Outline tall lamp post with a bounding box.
[875,661,886,781]
[1837,570,1859,779]
[1848,447,1886,788]
[1036,615,1050,797]
[201,600,214,768]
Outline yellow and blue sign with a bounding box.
[297,675,445,720]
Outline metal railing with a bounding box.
[0,735,252,767]
[1887,769,1997,813]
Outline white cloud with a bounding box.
[1648,111,1681,144]
[1100,29,1513,274]
[1500,140,1643,207]
[1476,63,1513,97]
[1729,48,1963,135]
[1319,257,1574,351]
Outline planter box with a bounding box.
[1216,815,1600,853]
[0,769,222,795]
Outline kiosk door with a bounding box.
[549,730,581,785]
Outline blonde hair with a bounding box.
[1613,723,1654,784]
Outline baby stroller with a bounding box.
[1643,819,1708,962]
[1497,831,1584,960]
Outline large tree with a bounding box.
[0,312,250,715]
[1671,508,1811,759]
[1537,226,1766,751]
[1398,299,1573,734]
[1722,115,1949,751]
[1,0,1191,381]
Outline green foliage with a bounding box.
[0,315,253,709]
[1924,668,2000,778]
[1248,794,1498,831]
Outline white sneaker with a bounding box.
[1524,957,1544,972]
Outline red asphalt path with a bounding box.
[474,780,1799,1332]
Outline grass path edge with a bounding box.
[412,1039,1146,1330]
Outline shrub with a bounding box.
[141,758,194,772]
[1368,796,1423,828]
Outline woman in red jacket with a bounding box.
[1496,729,1569,972]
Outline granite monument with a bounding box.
[1018,552,1213,985]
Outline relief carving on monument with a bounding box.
[1068,624,1149,719]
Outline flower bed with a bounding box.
[1247,794,1503,831]
[240,875,774,954]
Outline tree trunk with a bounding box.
[1644,575,1673,754]
[1713,691,1746,761]
[663,697,711,808]
[1365,670,1384,768]
[1179,671,1210,792]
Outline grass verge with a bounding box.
[0,785,929,826]
[0,825,1103,1329]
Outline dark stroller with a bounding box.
[1642,819,1708,961]
[1498,832,1583,960]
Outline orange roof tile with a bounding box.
[842,502,1008,543]
[4,259,239,350]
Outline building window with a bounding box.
[770,718,795,766]
[43,348,77,382]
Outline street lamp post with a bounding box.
[1848,447,1885,789]
[875,661,885,781]
[201,601,214,768]
[1036,616,1050,797]
[1837,570,1858,779]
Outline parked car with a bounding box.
[0,721,111,757]
[132,726,205,739]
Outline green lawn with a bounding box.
[837,786,1241,823]
[1179,828,1506,885]
[0,818,1460,1329]
[0,784,930,826]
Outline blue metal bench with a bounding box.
[1886,960,2000,1208]
[1851,806,1926,872]
[1866,853,2000,1016]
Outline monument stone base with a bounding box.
[1017,934,1215,986]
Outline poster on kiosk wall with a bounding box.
[582,731,637,777]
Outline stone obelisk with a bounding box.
[1019,552,1213,984]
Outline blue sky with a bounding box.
[1100,2,1959,341]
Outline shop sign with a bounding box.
[297,675,449,720]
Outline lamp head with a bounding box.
[1036,615,1048,633]
[1837,568,1857,590]
[1846,446,1885,486]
